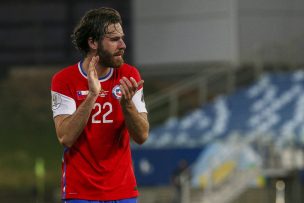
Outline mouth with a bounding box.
[114,51,124,57]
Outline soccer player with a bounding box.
[51,7,149,203]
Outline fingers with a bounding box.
[130,77,144,89]
[88,56,98,80]
[87,56,102,95]
[119,77,144,100]
[88,56,98,78]
[137,80,144,87]
[89,56,99,71]
[120,77,132,99]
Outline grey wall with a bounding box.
[133,0,239,65]
[133,0,304,66]
[238,0,304,64]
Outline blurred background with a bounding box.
[1,0,304,202]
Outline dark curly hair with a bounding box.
[71,7,122,56]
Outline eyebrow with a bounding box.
[104,34,125,39]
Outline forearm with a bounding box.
[55,93,98,147]
[122,102,149,145]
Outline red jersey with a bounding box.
[51,62,147,201]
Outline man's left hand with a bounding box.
[119,77,144,104]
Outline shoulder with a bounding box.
[119,63,141,76]
[116,63,143,85]
[52,63,79,82]
[120,63,137,70]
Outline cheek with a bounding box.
[106,48,116,56]
[103,41,117,51]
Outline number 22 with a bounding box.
[92,102,113,123]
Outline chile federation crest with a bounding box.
[112,85,122,100]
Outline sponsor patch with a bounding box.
[52,92,62,110]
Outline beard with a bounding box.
[97,44,124,68]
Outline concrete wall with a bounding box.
[238,0,304,64]
[133,0,304,66]
[133,0,239,65]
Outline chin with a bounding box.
[113,59,124,68]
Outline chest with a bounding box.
[73,78,125,125]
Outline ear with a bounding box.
[88,37,98,50]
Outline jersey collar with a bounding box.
[78,61,113,82]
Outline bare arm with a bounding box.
[120,77,149,144]
[53,56,101,147]
[54,93,98,147]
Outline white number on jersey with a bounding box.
[92,102,113,124]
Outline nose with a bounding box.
[119,39,126,49]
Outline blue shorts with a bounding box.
[63,198,137,203]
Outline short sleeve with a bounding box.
[51,73,76,117]
[130,67,147,113]
[132,88,147,113]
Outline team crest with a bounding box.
[112,85,122,99]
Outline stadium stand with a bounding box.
[132,70,304,202]
[142,71,304,149]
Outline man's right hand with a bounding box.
[54,56,102,148]
[88,56,102,96]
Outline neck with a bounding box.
[82,55,110,78]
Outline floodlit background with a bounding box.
[1,0,304,203]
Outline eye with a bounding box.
[110,37,120,41]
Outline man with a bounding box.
[51,7,149,203]
[171,160,190,203]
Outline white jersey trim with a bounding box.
[132,87,147,113]
[78,61,113,82]
[51,91,76,118]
